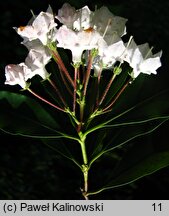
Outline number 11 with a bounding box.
[152,203,162,211]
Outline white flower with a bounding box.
[25,47,51,80]
[101,35,126,67]
[25,47,51,68]
[25,66,49,80]
[14,6,57,45]
[91,34,126,75]
[73,6,93,31]
[125,40,162,78]
[5,44,51,88]
[56,3,77,29]
[22,39,44,51]
[56,25,102,63]
[56,3,92,31]
[92,6,127,41]
[93,57,103,77]
[5,63,30,88]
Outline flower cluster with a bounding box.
[5,3,162,89]
[3,3,164,200]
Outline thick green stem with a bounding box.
[79,133,88,165]
[77,97,85,132]
[82,164,89,200]
[79,134,89,199]
[80,98,85,122]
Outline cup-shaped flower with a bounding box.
[73,6,92,31]
[101,36,126,68]
[125,40,162,78]
[5,63,30,89]
[56,25,102,63]
[14,6,57,45]
[22,39,45,51]
[92,35,126,76]
[25,66,49,81]
[25,47,51,80]
[92,6,127,41]
[56,3,92,32]
[56,3,77,29]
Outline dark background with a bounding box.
[0,0,169,199]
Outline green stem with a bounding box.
[79,134,89,199]
[77,97,85,132]
[80,98,85,121]
[82,164,89,200]
[80,137,88,166]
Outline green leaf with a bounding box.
[86,88,169,135]
[109,89,169,125]
[0,91,63,137]
[0,91,81,167]
[0,91,79,140]
[89,117,169,166]
[88,150,169,196]
[0,91,59,127]
[0,90,80,140]
[85,89,169,165]
[42,139,82,169]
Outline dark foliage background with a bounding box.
[0,0,169,199]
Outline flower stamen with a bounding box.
[102,18,112,38]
